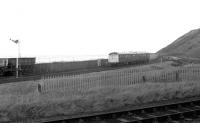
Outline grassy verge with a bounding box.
[0,80,200,122]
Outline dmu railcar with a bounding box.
[108,52,150,65]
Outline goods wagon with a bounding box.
[0,57,36,76]
[33,59,100,74]
[108,52,150,65]
[97,59,108,67]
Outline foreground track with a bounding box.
[9,96,200,123]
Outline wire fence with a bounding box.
[38,64,200,96]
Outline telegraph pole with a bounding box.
[10,38,20,78]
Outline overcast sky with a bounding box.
[1,0,200,62]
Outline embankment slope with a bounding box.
[158,28,200,58]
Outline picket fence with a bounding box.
[38,64,200,96]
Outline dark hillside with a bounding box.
[158,28,200,58]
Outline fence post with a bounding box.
[113,71,115,88]
[134,72,136,84]
[98,73,100,88]
[119,71,121,87]
[45,79,48,92]
[185,67,188,81]
[125,71,127,86]
[183,68,185,81]
[198,67,200,80]
[170,71,173,82]
[137,72,139,84]
[156,70,159,82]
[176,70,179,82]
[79,74,83,94]
[159,71,161,82]
[118,71,120,87]
[191,67,194,81]
[118,71,121,87]
[135,73,137,84]
[131,70,135,85]
[142,73,146,83]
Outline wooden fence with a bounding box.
[38,64,200,95]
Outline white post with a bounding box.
[18,41,21,78]
[16,56,18,78]
[10,38,20,78]
[16,41,20,78]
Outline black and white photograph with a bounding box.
[1,0,200,123]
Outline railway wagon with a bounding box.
[33,59,100,74]
[0,57,36,76]
[108,52,150,65]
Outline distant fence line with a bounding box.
[38,64,200,95]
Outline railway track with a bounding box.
[10,96,200,123]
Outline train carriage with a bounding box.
[108,52,150,65]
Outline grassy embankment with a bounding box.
[0,62,200,122]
